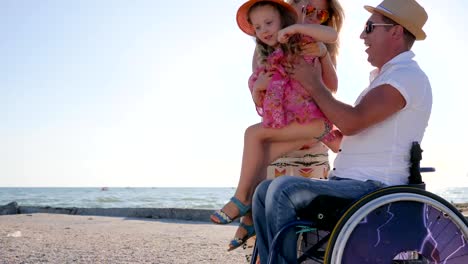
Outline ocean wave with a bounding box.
[95,197,122,203]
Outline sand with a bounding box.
[1,211,466,264]
[0,214,248,264]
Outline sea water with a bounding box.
[0,187,466,209]
[0,187,235,209]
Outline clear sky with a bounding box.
[1,0,467,191]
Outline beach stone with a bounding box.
[0,202,19,215]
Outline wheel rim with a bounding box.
[330,192,468,264]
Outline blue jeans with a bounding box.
[252,176,386,264]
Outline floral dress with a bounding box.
[248,48,328,129]
[249,45,336,181]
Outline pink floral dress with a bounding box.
[249,48,328,129]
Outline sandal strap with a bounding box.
[230,197,251,216]
[212,210,233,224]
[239,222,256,236]
[228,223,256,251]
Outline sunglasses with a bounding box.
[301,5,330,24]
[364,21,394,34]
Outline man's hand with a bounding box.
[301,42,327,58]
[291,57,324,95]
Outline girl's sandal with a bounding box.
[227,222,256,251]
[210,197,251,225]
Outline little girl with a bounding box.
[211,0,341,250]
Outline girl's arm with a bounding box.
[250,50,271,107]
[278,24,338,44]
[252,49,259,72]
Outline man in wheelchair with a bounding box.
[251,0,436,263]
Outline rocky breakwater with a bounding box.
[0,201,218,222]
[1,201,466,221]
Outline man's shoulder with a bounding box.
[381,60,428,85]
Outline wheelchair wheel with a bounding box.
[325,186,468,264]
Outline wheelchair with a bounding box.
[250,142,468,264]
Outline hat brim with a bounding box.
[364,5,426,40]
[237,0,298,36]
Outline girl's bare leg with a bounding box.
[219,120,328,219]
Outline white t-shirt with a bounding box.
[330,51,432,186]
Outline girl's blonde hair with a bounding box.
[288,0,345,66]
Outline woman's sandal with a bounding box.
[227,222,256,251]
[210,197,251,225]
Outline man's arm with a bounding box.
[293,59,406,135]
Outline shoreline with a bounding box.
[1,201,467,220]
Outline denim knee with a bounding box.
[253,179,273,205]
[265,176,297,197]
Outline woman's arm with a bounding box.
[319,48,338,93]
[278,24,338,44]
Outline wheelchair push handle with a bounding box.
[420,167,435,172]
[408,142,435,184]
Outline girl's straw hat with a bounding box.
[236,0,298,36]
[364,0,428,40]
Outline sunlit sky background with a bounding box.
[1,0,467,192]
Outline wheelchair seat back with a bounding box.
[297,195,355,230]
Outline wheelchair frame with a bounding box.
[250,143,468,264]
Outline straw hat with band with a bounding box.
[364,0,428,40]
[237,0,298,36]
